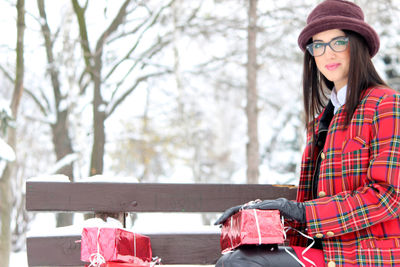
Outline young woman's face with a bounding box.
[312,29,350,91]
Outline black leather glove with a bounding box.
[214,204,242,225]
[214,198,306,225]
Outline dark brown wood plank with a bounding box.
[27,235,81,266]
[26,182,297,213]
[150,233,221,264]
[27,233,221,266]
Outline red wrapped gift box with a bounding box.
[81,227,152,263]
[84,257,151,267]
[220,209,284,253]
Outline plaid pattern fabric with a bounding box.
[290,87,400,266]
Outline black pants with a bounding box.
[215,245,301,267]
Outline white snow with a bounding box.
[0,137,15,162]
[27,217,123,237]
[10,251,28,267]
[27,216,220,237]
[46,153,78,175]
[27,174,70,182]
[77,175,139,183]
[0,99,12,118]
[58,99,68,112]
[98,104,107,113]
[26,174,140,183]
[231,164,297,185]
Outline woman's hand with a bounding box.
[214,198,306,225]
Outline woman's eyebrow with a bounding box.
[312,36,346,42]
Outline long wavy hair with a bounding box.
[302,30,387,134]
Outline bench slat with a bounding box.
[26,182,297,212]
[27,233,221,266]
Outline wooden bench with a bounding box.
[25,180,297,266]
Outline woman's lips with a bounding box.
[325,63,341,71]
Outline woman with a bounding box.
[215,0,400,266]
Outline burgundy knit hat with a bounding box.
[298,0,379,57]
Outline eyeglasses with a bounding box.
[306,36,349,57]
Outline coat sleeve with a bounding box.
[304,93,400,238]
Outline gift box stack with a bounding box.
[220,209,285,253]
[81,227,154,267]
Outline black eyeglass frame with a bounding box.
[306,36,349,57]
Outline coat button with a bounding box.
[318,191,327,197]
[328,261,336,267]
[327,231,334,237]
[320,152,326,160]
[315,233,324,238]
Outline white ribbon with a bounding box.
[88,227,106,267]
[253,209,262,245]
[283,223,317,267]
[133,232,137,257]
[88,253,106,267]
[150,257,162,266]
[229,216,234,249]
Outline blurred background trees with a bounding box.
[0,0,399,265]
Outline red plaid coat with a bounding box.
[290,87,400,266]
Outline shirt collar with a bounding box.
[330,85,347,113]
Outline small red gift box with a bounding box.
[220,209,284,253]
[81,227,152,264]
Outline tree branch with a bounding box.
[23,88,48,116]
[37,0,63,108]
[94,0,132,58]
[102,0,173,82]
[0,64,14,83]
[110,34,173,101]
[106,17,148,44]
[71,0,93,85]
[106,70,171,118]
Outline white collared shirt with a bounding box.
[330,85,347,114]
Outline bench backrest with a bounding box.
[26,181,297,266]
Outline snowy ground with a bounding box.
[10,251,28,266]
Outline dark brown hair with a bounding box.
[302,30,387,133]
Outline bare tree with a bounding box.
[246,0,259,184]
[33,0,75,227]
[180,0,312,184]
[0,0,25,265]
[71,0,174,176]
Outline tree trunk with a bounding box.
[89,65,106,176]
[72,0,131,176]
[37,0,75,227]
[0,165,13,267]
[246,0,259,184]
[52,112,75,226]
[51,111,74,180]
[0,0,25,265]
